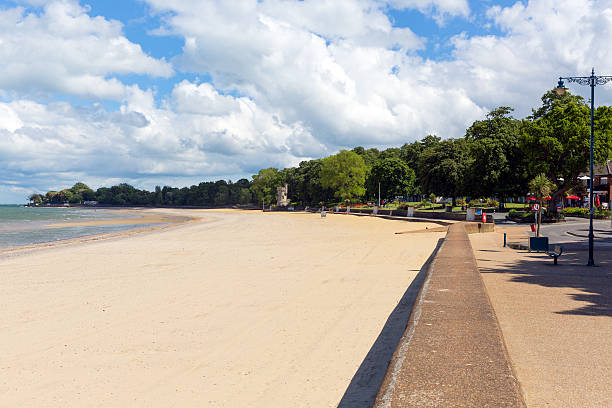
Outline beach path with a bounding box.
[0,209,445,407]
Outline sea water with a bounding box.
[0,205,162,249]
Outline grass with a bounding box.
[503,203,531,209]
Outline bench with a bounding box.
[547,245,563,265]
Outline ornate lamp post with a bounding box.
[555,68,612,266]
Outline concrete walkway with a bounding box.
[374,223,525,407]
[470,232,612,407]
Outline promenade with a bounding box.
[373,222,611,407]
[471,231,612,407]
[375,223,525,407]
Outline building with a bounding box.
[580,160,611,208]
[276,184,289,207]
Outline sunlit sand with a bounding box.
[0,209,444,407]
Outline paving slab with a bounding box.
[470,232,612,407]
[375,223,525,407]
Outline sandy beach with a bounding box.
[0,209,445,407]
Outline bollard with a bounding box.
[504,232,507,247]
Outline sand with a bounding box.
[0,209,445,407]
[44,210,194,228]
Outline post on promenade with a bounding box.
[555,68,612,266]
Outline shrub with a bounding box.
[597,209,611,217]
[562,207,589,216]
[508,209,535,222]
[468,198,481,207]
[563,207,611,218]
[486,198,499,208]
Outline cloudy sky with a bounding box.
[1,0,612,203]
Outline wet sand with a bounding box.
[0,209,445,407]
[44,210,193,228]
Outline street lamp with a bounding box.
[555,68,612,266]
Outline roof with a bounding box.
[579,160,612,177]
[594,160,612,176]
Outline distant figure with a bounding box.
[277,184,289,207]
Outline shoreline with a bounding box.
[0,208,199,257]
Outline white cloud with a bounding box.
[0,80,324,195]
[434,0,612,116]
[143,0,483,150]
[5,0,612,203]
[0,0,173,101]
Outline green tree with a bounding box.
[366,157,416,201]
[239,188,252,205]
[28,193,43,204]
[69,182,95,203]
[214,184,230,206]
[528,174,555,237]
[319,150,367,202]
[400,135,441,196]
[154,186,163,205]
[293,159,332,206]
[418,138,471,206]
[378,147,401,161]
[250,168,279,207]
[464,107,527,206]
[70,182,90,192]
[45,191,59,203]
[351,146,380,168]
[521,90,612,209]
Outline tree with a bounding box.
[521,90,612,209]
[45,191,59,203]
[529,174,555,237]
[154,186,163,205]
[418,138,471,206]
[352,146,380,168]
[378,147,401,161]
[250,168,279,206]
[293,159,332,206]
[319,150,367,202]
[69,182,95,203]
[400,135,442,196]
[70,182,90,191]
[214,184,230,206]
[366,157,416,201]
[464,107,528,205]
[239,188,252,205]
[28,193,43,205]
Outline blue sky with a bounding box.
[1,0,611,203]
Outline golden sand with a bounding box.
[0,209,444,407]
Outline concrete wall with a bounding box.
[313,207,497,224]
[464,222,495,234]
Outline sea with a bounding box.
[0,205,163,250]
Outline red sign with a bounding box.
[532,203,540,211]
[482,212,487,223]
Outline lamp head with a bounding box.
[554,78,568,95]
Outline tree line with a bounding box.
[30,91,612,209]
[28,180,253,207]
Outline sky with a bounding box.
[2,0,612,203]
